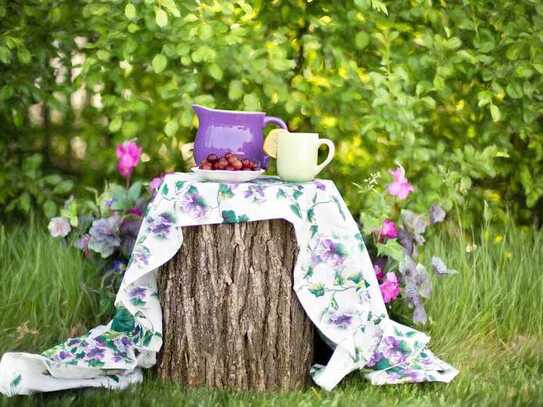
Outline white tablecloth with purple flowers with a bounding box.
[0,173,458,396]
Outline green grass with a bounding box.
[0,222,542,406]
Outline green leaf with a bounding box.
[158,0,180,17]
[43,174,62,185]
[376,240,404,262]
[355,32,370,49]
[124,3,136,19]
[128,181,142,202]
[218,184,234,199]
[152,54,167,74]
[155,8,168,27]
[53,180,74,194]
[43,200,57,218]
[228,80,243,100]
[506,82,523,99]
[310,224,318,238]
[109,117,122,132]
[307,208,315,223]
[164,118,178,137]
[489,104,501,122]
[208,64,223,80]
[161,182,169,196]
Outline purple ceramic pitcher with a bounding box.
[191,104,287,169]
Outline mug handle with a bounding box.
[263,116,288,129]
[314,138,335,176]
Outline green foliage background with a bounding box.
[1,0,542,224]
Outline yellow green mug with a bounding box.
[273,130,335,182]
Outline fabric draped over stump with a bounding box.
[0,174,458,396]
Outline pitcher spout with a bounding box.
[191,104,209,119]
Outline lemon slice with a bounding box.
[263,129,283,159]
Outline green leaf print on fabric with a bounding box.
[161,182,169,197]
[310,224,319,238]
[222,210,249,224]
[307,208,315,223]
[111,307,135,333]
[9,375,21,390]
[309,283,325,297]
[333,196,346,220]
[175,180,185,191]
[293,189,303,200]
[290,203,302,219]
[276,188,287,199]
[348,273,363,284]
[218,184,234,199]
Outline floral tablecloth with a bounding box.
[0,173,458,396]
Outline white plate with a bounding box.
[191,167,265,183]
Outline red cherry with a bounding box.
[232,160,243,170]
[199,159,209,169]
[242,159,251,169]
[224,152,234,160]
[225,165,235,171]
[207,153,219,163]
[200,162,213,170]
[216,158,228,169]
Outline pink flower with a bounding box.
[48,217,71,238]
[116,140,142,178]
[128,207,143,217]
[379,219,398,240]
[380,272,400,304]
[373,257,387,281]
[149,176,163,192]
[387,166,414,200]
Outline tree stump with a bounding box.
[156,219,314,391]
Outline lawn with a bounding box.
[0,221,541,406]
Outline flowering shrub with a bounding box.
[47,140,161,289]
[357,165,456,325]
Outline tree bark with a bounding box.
[156,219,314,391]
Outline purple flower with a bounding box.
[111,259,127,274]
[48,217,71,238]
[373,257,387,281]
[379,219,398,240]
[149,176,163,193]
[429,204,446,224]
[328,312,352,328]
[146,212,176,239]
[67,338,80,346]
[380,272,400,304]
[94,337,106,347]
[75,234,91,257]
[387,166,414,200]
[119,336,131,347]
[88,215,121,258]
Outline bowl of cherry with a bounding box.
[191,152,265,183]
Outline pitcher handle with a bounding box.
[263,116,287,129]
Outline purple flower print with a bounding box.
[67,338,81,347]
[113,350,128,363]
[131,245,150,267]
[56,351,72,361]
[146,212,176,239]
[86,347,105,360]
[180,187,208,219]
[382,336,406,365]
[129,287,147,305]
[314,181,326,191]
[244,185,266,201]
[366,351,384,368]
[94,337,106,348]
[328,312,353,329]
[311,238,347,267]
